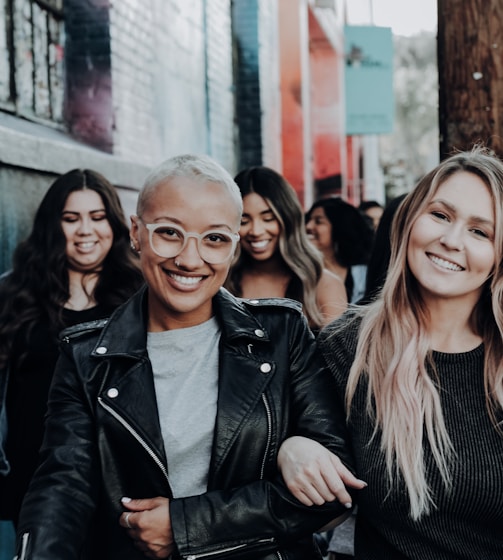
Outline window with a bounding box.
[0,0,64,126]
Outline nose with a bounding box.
[440,225,464,251]
[247,219,265,237]
[174,236,204,268]
[77,217,92,235]
[305,218,314,234]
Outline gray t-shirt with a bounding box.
[147,316,220,498]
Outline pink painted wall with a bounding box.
[308,9,345,185]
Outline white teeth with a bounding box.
[251,240,269,248]
[169,273,202,285]
[77,242,96,249]
[429,255,463,271]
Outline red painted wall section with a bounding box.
[308,9,344,190]
[278,0,306,202]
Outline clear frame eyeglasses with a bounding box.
[141,221,239,264]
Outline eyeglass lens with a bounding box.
[150,224,235,264]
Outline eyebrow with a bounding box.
[430,198,495,227]
[242,208,275,217]
[62,208,106,215]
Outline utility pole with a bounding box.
[437,0,503,160]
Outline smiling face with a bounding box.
[305,206,333,254]
[131,176,241,331]
[239,192,281,261]
[407,171,496,309]
[61,189,114,273]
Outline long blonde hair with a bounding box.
[346,146,503,519]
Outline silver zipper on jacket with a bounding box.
[16,532,29,560]
[183,538,275,559]
[98,397,169,484]
[260,393,272,479]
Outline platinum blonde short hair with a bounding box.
[137,154,243,219]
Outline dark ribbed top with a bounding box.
[318,312,503,560]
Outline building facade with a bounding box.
[0,0,369,275]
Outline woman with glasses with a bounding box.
[0,169,143,529]
[14,154,364,560]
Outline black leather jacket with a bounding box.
[16,286,353,560]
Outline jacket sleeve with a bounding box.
[15,343,101,560]
[170,311,355,559]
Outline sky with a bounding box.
[345,0,438,37]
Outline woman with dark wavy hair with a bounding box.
[225,166,347,330]
[306,197,375,303]
[0,169,143,525]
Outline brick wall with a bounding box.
[109,0,159,167]
[0,0,239,273]
[205,0,236,172]
[232,0,281,172]
[233,0,263,169]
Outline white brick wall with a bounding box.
[258,0,282,170]
[205,0,236,172]
[109,0,236,174]
[110,0,160,167]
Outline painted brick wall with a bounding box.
[232,0,281,172]
[258,0,282,171]
[109,0,159,167]
[205,0,236,172]
[109,0,236,173]
[233,0,263,169]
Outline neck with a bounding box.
[424,295,482,353]
[245,254,290,277]
[65,269,99,311]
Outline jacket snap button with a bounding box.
[249,299,259,304]
[254,329,265,338]
[96,346,107,354]
[107,388,119,398]
[260,363,272,374]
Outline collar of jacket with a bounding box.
[90,285,277,359]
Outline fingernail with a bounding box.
[344,502,352,509]
[121,497,132,503]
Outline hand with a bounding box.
[120,496,174,559]
[278,436,366,507]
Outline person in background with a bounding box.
[225,166,347,331]
[305,198,374,304]
[359,193,407,305]
[278,146,503,559]
[0,169,144,528]
[358,200,384,231]
[327,195,408,558]
[14,154,364,560]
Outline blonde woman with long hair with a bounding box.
[277,146,503,559]
[225,166,347,330]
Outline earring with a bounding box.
[130,241,136,251]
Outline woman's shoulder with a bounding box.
[318,268,345,291]
[317,307,363,350]
[316,268,348,323]
[316,308,363,377]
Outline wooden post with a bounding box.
[438,0,503,159]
